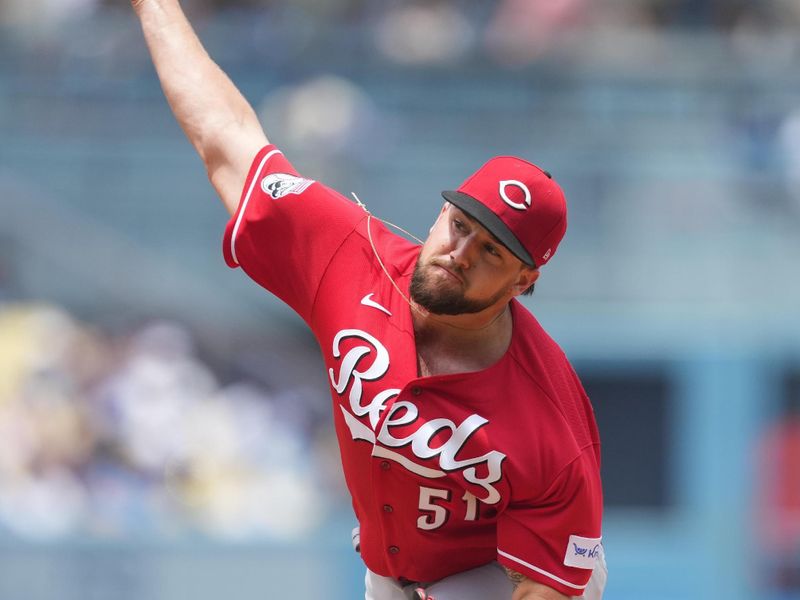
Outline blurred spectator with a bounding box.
[484,0,589,65]
[0,0,99,40]
[0,305,338,540]
[778,107,800,214]
[756,391,800,594]
[258,75,378,158]
[0,305,102,537]
[374,1,474,65]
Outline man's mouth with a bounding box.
[431,263,463,285]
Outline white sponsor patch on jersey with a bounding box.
[261,173,314,199]
[563,535,602,569]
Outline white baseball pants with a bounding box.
[364,547,607,600]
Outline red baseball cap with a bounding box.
[441,156,567,267]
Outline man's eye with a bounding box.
[453,219,466,231]
[486,244,500,257]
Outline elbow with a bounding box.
[197,113,268,179]
[195,123,236,176]
[202,124,268,216]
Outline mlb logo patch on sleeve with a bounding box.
[261,173,314,199]
[563,535,602,569]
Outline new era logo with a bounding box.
[572,542,600,558]
[563,535,602,570]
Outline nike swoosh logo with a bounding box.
[360,293,392,316]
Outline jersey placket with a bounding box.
[369,380,428,579]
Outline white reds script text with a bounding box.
[329,328,506,504]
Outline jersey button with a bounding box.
[383,504,393,513]
[389,545,400,554]
[411,386,422,396]
[380,461,391,471]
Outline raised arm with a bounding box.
[132,0,268,214]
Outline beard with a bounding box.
[409,256,506,315]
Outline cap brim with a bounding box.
[441,190,535,267]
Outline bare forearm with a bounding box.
[133,0,267,212]
[514,589,570,600]
[505,568,569,600]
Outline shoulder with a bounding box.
[240,145,366,217]
[504,301,579,403]
[350,214,422,278]
[507,301,568,364]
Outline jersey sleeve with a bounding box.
[223,145,368,322]
[497,446,603,597]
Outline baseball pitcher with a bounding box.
[131,1,607,598]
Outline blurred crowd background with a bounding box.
[1,0,800,599]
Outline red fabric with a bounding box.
[223,146,368,324]
[454,156,567,266]
[757,417,800,551]
[224,146,603,596]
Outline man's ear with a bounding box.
[511,267,540,295]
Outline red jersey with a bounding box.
[223,146,603,596]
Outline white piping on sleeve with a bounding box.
[497,549,588,591]
[229,149,283,265]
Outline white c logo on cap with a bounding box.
[499,180,531,211]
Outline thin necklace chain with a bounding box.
[352,193,507,333]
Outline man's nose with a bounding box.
[449,236,478,269]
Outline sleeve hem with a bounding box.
[497,549,588,596]
[223,145,283,268]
